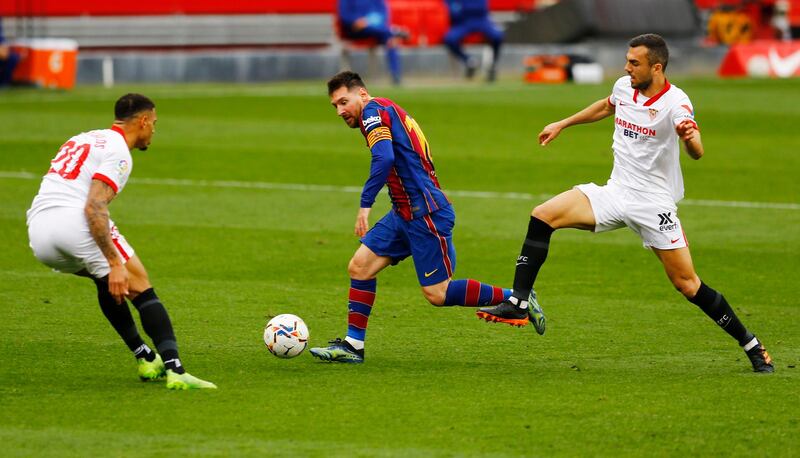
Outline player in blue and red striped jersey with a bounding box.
[310,71,536,363]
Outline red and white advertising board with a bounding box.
[719,40,800,78]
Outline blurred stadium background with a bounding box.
[2,0,800,87]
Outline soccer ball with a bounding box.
[263,314,309,358]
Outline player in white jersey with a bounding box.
[477,34,773,373]
[26,93,216,389]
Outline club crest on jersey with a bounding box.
[648,108,659,120]
[362,115,382,129]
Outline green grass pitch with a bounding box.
[0,78,798,457]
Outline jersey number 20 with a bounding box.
[49,141,91,180]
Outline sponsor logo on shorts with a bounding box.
[362,115,382,129]
[657,212,678,232]
[424,269,438,278]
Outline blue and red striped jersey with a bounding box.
[359,97,450,221]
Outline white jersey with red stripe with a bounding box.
[607,76,697,203]
[26,126,132,223]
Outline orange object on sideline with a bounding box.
[11,39,78,89]
[524,55,569,83]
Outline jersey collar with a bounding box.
[110,125,127,142]
[632,79,671,106]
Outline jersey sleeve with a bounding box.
[359,103,394,208]
[670,96,698,130]
[607,76,626,107]
[360,140,395,208]
[361,103,393,149]
[92,147,132,194]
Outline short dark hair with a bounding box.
[327,71,367,96]
[628,33,669,71]
[114,93,155,121]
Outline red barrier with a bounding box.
[334,0,452,47]
[1,0,531,17]
[718,40,800,77]
[394,0,451,46]
[1,0,336,16]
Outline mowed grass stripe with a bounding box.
[2,171,798,211]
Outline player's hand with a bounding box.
[538,122,563,146]
[675,120,697,142]
[355,207,371,238]
[108,263,129,303]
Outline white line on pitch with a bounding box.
[2,170,798,211]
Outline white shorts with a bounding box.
[27,207,135,278]
[575,181,687,250]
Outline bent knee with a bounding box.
[348,257,371,280]
[531,204,554,224]
[127,280,152,299]
[347,258,362,278]
[423,289,446,307]
[126,270,152,297]
[672,276,701,298]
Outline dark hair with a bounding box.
[327,71,367,96]
[114,93,155,121]
[628,33,669,71]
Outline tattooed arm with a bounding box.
[85,179,128,302]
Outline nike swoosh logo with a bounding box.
[768,48,800,78]
[424,269,438,278]
[671,238,680,244]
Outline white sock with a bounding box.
[743,337,759,351]
[344,336,364,351]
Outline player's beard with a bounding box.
[631,75,652,91]
[344,116,359,128]
[136,137,152,151]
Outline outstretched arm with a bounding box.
[85,179,128,302]
[538,97,616,146]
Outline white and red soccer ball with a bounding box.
[263,314,309,358]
